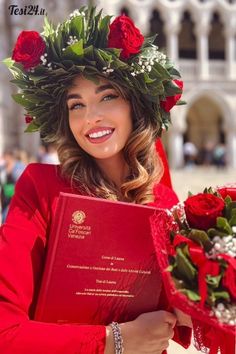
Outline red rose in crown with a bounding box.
[12,30,46,69]
[160,79,183,112]
[108,15,144,59]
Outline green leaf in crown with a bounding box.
[3,5,184,137]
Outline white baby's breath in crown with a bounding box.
[67,35,79,46]
[69,9,84,19]
[130,47,167,77]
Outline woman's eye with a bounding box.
[103,94,118,102]
[69,102,84,110]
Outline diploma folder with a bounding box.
[35,192,162,325]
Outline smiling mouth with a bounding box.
[86,129,114,139]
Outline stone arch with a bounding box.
[183,89,233,130]
[178,10,197,59]
[150,9,166,49]
[209,11,225,60]
[181,89,234,166]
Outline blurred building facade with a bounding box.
[1,0,236,168]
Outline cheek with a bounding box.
[69,114,82,135]
[124,107,133,133]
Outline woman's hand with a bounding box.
[174,309,192,328]
[105,310,177,354]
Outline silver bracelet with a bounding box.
[110,321,124,354]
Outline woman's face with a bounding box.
[67,75,133,161]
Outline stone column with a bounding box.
[163,12,181,63]
[167,107,186,169]
[131,3,152,35]
[96,0,121,17]
[193,13,211,80]
[226,131,236,168]
[224,19,236,80]
[168,129,184,169]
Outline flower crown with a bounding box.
[4,6,184,138]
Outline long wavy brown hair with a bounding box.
[52,75,163,204]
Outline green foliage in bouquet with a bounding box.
[169,188,236,325]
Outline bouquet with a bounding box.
[151,186,236,354]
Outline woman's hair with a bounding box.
[54,76,163,205]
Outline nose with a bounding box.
[85,105,102,125]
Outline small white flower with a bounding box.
[224,235,233,243]
[214,243,221,251]
[217,303,225,311]
[232,226,236,233]
[213,236,221,242]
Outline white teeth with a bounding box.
[88,129,112,138]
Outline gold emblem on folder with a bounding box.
[72,210,86,224]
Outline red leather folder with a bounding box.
[35,193,162,325]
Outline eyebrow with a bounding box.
[66,84,114,101]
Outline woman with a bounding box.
[1,6,191,353]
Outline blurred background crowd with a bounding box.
[0,144,59,223]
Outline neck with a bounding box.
[95,154,129,189]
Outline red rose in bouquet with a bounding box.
[12,30,46,69]
[184,193,225,230]
[218,184,236,201]
[108,15,144,59]
[160,79,183,112]
[151,187,236,354]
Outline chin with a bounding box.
[92,153,117,160]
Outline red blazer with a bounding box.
[0,163,190,353]
[156,139,172,189]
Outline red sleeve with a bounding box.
[151,183,179,209]
[0,166,106,354]
[155,139,172,189]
